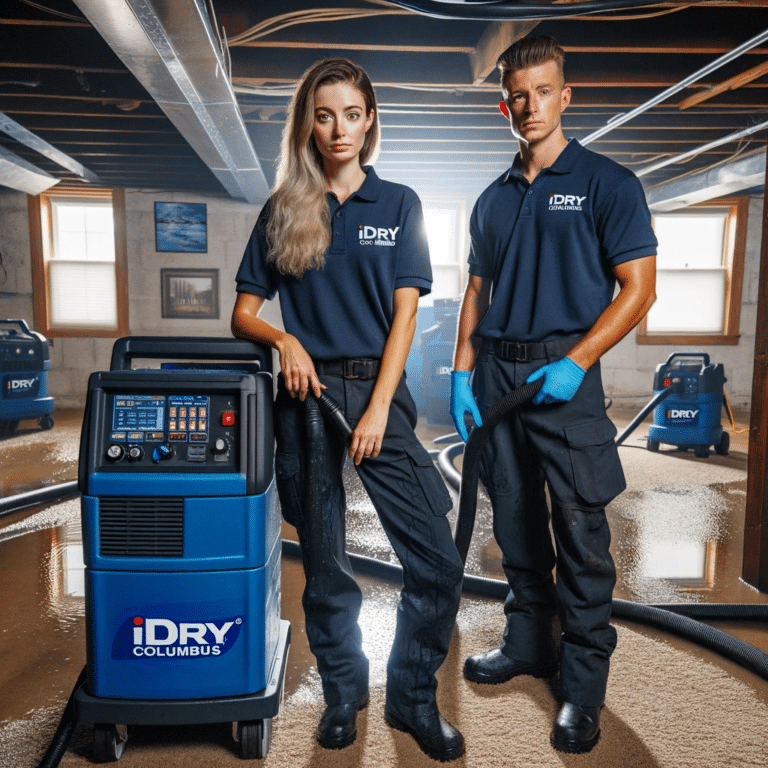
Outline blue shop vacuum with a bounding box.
[68,336,289,762]
[616,352,729,458]
[0,319,54,436]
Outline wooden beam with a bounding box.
[235,40,474,53]
[742,142,768,592]
[469,20,540,86]
[679,59,768,109]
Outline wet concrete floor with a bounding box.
[1,405,767,765]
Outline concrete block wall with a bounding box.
[0,188,763,411]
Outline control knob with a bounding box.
[106,444,125,462]
[126,444,144,462]
[152,443,174,463]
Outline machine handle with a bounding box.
[0,318,33,334]
[110,336,272,372]
[664,351,710,367]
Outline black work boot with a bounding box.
[316,694,370,749]
[464,647,558,684]
[550,701,602,754]
[384,699,465,762]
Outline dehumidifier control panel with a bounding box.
[102,392,239,469]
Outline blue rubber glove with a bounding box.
[526,357,586,405]
[450,370,483,442]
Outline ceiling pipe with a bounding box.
[637,119,768,178]
[0,144,60,195]
[386,0,670,21]
[72,0,269,203]
[0,112,102,184]
[581,26,768,145]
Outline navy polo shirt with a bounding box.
[236,167,432,360]
[469,139,657,343]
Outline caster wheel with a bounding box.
[237,718,271,759]
[694,445,710,458]
[0,421,19,437]
[647,439,660,452]
[715,431,730,456]
[93,723,127,762]
[39,414,54,430]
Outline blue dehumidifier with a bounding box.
[74,337,289,761]
[0,319,54,436]
[647,352,728,458]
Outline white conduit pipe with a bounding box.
[636,118,768,178]
[581,26,768,146]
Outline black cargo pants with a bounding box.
[472,338,624,707]
[274,371,464,709]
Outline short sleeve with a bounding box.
[595,175,657,266]
[235,203,278,299]
[467,198,493,278]
[394,195,432,296]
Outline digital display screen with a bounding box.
[113,395,165,432]
[112,394,210,442]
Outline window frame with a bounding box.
[29,187,130,338]
[636,196,747,346]
[420,195,468,301]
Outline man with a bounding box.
[450,35,656,754]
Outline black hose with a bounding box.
[36,665,87,768]
[0,481,78,518]
[454,379,542,563]
[615,383,678,446]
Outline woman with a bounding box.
[231,58,464,762]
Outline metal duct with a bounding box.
[646,149,766,212]
[637,119,768,179]
[72,0,269,203]
[0,144,60,195]
[0,112,101,184]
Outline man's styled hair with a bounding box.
[497,35,566,97]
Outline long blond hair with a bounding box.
[267,58,381,278]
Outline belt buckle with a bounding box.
[343,359,360,379]
[501,341,529,363]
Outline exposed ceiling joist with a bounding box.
[71,0,269,203]
[679,59,768,109]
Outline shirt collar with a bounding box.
[326,166,381,205]
[503,138,583,183]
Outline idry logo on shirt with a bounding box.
[359,224,399,247]
[549,193,586,212]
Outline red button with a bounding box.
[221,411,236,427]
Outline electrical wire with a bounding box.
[17,0,86,22]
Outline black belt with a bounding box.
[489,336,582,363]
[314,358,381,380]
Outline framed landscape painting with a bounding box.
[161,268,219,319]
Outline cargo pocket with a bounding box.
[404,442,453,516]
[274,451,303,527]
[564,419,626,507]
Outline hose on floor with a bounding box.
[36,665,87,768]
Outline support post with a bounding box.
[742,141,768,591]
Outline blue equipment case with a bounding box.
[647,352,728,458]
[0,319,54,436]
[74,337,289,761]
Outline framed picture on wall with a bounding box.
[161,268,219,319]
[155,202,207,253]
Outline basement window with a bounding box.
[636,198,747,346]
[422,198,467,300]
[29,188,129,337]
